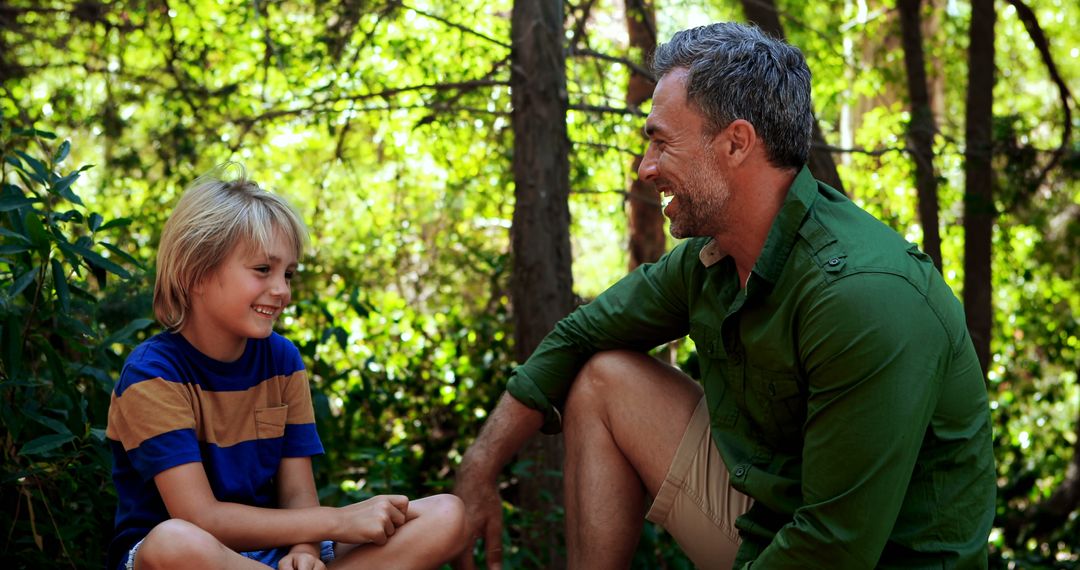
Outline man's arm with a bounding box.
[453,392,544,570]
[154,461,410,551]
[748,274,966,568]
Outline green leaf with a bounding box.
[2,317,22,375]
[11,128,57,139]
[101,241,145,270]
[53,140,70,164]
[51,258,70,313]
[0,228,31,243]
[50,171,85,206]
[4,155,21,168]
[54,209,84,223]
[98,217,133,231]
[27,411,72,437]
[57,240,131,279]
[23,209,50,250]
[102,318,155,347]
[0,195,37,212]
[88,212,103,232]
[9,266,38,296]
[14,151,48,181]
[19,433,75,456]
[0,244,30,255]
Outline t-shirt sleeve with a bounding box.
[106,360,203,482]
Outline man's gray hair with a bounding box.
[652,22,813,169]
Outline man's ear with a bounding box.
[713,119,756,167]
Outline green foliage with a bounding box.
[0,130,149,567]
[1,0,1078,567]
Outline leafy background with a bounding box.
[1,0,1078,568]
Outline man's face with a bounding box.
[638,69,731,239]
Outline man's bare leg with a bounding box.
[563,350,704,569]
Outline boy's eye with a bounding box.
[254,265,271,274]
[284,271,295,280]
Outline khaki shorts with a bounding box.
[645,397,754,569]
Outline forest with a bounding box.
[0,0,1077,568]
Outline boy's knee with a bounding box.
[423,494,468,555]
[138,519,224,569]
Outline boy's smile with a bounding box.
[182,228,298,362]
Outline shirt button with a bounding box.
[734,466,747,477]
[828,257,841,266]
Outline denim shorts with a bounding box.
[125,538,335,569]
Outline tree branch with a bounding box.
[570,48,654,82]
[1003,0,1074,202]
[235,79,508,125]
[401,2,511,49]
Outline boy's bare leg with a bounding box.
[562,350,703,569]
[332,494,467,569]
[134,519,269,570]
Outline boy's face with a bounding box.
[184,229,298,362]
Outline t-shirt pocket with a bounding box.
[254,405,289,439]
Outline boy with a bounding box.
[106,166,466,570]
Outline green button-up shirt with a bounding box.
[507,167,995,568]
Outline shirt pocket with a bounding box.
[254,405,288,439]
[750,369,806,449]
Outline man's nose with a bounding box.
[638,145,659,182]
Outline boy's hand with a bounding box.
[278,550,326,570]
[336,494,411,545]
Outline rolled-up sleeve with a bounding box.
[507,241,698,433]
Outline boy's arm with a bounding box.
[154,461,410,551]
[276,457,322,559]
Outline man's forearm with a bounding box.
[459,392,545,479]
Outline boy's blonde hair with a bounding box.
[154,163,308,331]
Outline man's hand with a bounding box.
[453,460,504,570]
[334,495,410,546]
[278,550,326,570]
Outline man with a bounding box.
[454,22,994,569]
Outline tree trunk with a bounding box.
[962,0,995,377]
[624,0,664,270]
[739,0,845,194]
[509,0,573,566]
[898,0,943,270]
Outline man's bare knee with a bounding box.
[566,350,642,412]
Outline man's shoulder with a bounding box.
[795,197,939,291]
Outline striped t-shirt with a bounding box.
[105,331,324,570]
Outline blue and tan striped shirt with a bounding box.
[105,331,323,570]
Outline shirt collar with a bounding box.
[697,166,819,284]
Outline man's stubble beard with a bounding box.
[667,160,731,240]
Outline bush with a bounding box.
[0,129,148,568]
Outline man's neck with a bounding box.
[713,165,798,287]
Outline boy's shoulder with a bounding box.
[115,332,188,394]
[116,331,304,395]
